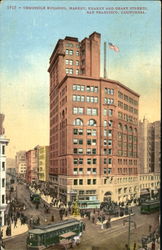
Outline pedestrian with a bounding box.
[0,230,3,240]
[149,224,152,232]
[151,241,155,250]
[37,216,40,225]
[92,215,95,223]
[51,215,54,222]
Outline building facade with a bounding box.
[0,114,9,226]
[37,146,49,182]
[138,118,161,174]
[15,151,27,178]
[25,149,38,183]
[138,118,161,199]
[48,32,139,203]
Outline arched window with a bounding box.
[104,120,107,127]
[108,120,113,127]
[73,118,83,126]
[118,123,123,130]
[124,125,128,131]
[88,119,97,126]
[129,126,133,132]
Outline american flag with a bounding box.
[108,42,120,52]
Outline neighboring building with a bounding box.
[0,114,9,226]
[37,146,49,182]
[138,118,161,174]
[15,151,27,178]
[138,118,161,200]
[139,173,160,199]
[25,149,38,183]
[48,32,140,203]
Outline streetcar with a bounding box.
[140,200,160,214]
[26,219,84,250]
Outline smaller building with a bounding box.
[25,149,38,183]
[15,151,27,178]
[37,146,49,182]
[139,173,160,200]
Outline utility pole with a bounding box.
[123,211,136,250]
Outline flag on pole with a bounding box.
[108,42,120,52]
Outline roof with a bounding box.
[29,219,81,234]
[60,232,76,238]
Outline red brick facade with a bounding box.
[48,32,139,202]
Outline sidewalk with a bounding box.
[2,219,28,240]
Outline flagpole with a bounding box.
[104,42,107,78]
[107,42,109,78]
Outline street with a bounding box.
[3,181,160,250]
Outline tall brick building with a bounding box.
[48,32,140,203]
[138,118,161,174]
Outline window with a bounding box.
[2,145,5,155]
[2,162,5,171]
[92,129,97,136]
[76,69,79,75]
[79,158,83,164]
[66,49,69,55]
[105,88,114,95]
[108,140,112,146]
[108,109,113,116]
[92,168,96,174]
[86,86,98,92]
[2,195,5,204]
[73,118,83,126]
[65,59,69,65]
[88,119,97,126]
[87,179,91,185]
[73,107,84,114]
[73,139,78,144]
[86,108,98,116]
[69,60,73,65]
[104,98,114,104]
[73,159,78,165]
[92,149,96,155]
[73,148,83,154]
[73,168,78,175]
[93,159,97,164]
[86,149,91,155]
[66,68,73,74]
[79,179,83,185]
[104,120,107,127]
[93,179,96,185]
[87,158,91,165]
[69,50,73,55]
[118,123,123,130]
[74,179,78,185]
[76,60,79,66]
[108,158,112,164]
[2,178,5,187]
[73,128,83,135]
[108,120,113,127]
[104,109,107,116]
[76,51,79,56]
